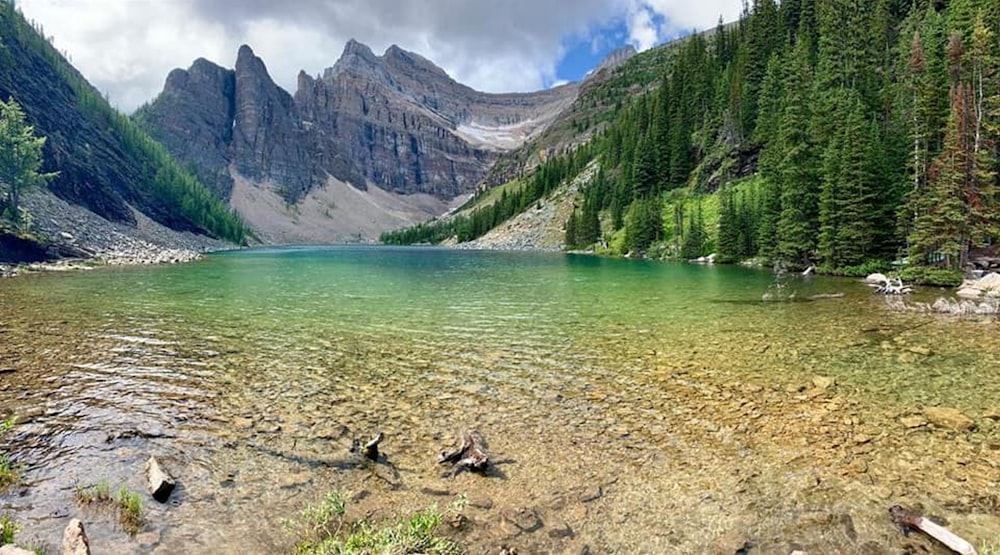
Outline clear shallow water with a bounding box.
[1,247,998,553]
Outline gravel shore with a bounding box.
[1,189,238,277]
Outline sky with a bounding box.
[18,0,743,113]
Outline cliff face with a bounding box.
[140,40,579,204]
[137,58,236,199]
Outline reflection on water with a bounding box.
[1,247,998,553]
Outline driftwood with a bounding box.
[889,505,977,555]
[350,431,384,461]
[868,276,913,295]
[438,430,489,474]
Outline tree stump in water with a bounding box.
[351,431,383,461]
[438,430,489,474]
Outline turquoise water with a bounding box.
[1,247,997,553]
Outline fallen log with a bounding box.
[889,505,977,555]
[438,430,489,474]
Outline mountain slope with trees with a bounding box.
[385,0,1000,285]
[0,1,249,246]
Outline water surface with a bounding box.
[1,247,998,553]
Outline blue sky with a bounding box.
[19,0,743,112]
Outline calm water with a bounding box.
[1,247,998,553]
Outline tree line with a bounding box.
[387,0,1000,285]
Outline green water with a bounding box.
[1,247,998,553]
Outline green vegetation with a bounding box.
[74,480,144,536]
[289,490,462,555]
[0,417,17,492]
[0,512,17,545]
[0,2,251,244]
[74,480,111,505]
[387,0,1000,280]
[0,98,56,227]
[116,485,144,536]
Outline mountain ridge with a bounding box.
[137,38,598,242]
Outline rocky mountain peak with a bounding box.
[591,45,638,76]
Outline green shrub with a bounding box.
[900,266,964,287]
[0,512,18,545]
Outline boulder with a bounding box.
[865,273,888,284]
[812,376,835,390]
[0,546,37,555]
[923,407,975,432]
[62,518,91,555]
[978,272,1000,291]
[900,415,928,429]
[145,455,176,503]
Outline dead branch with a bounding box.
[889,505,977,555]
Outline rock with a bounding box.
[900,415,928,428]
[232,417,254,430]
[505,507,543,533]
[145,455,177,503]
[578,486,603,503]
[710,530,751,555]
[62,518,91,555]
[906,346,931,356]
[467,496,494,510]
[419,486,452,497]
[280,472,312,489]
[865,273,888,284]
[923,407,975,432]
[547,519,574,539]
[811,376,835,390]
[0,546,37,555]
[983,408,1000,421]
[957,287,983,299]
[978,272,1000,291]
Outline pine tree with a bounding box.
[776,39,820,268]
[0,98,57,225]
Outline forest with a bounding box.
[383,0,1000,285]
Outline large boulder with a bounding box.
[865,273,888,285]
[923,407,975,431]
[62,518,90,555]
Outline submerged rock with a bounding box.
[923,407,974,432]
[145,456,176,503]
[62,518,91,555]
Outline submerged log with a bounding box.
[889,505,977,555]
[439,430,489,473]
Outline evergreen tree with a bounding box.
[0,98,56,225]
[776,39,820,268]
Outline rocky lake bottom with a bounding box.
[1,248,998,554]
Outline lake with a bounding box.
[1,247,998,553]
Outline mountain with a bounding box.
[388,0,1000,285]
[0,2,247,251]
[137,41,579,243]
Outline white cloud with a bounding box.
[17,0,744,112]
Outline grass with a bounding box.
[0,512,18,545]
[290,490,463,555]
[73,480,144,536]
[0,417,18,492]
